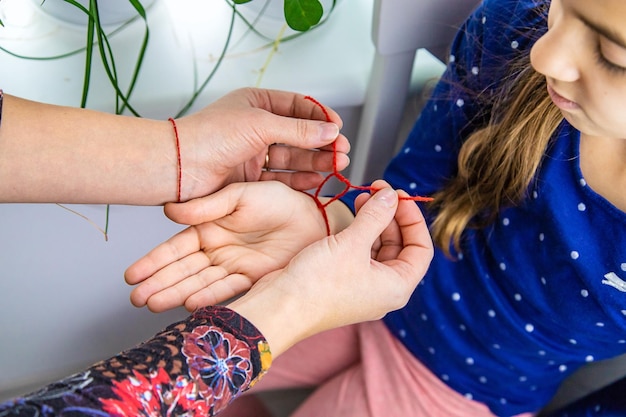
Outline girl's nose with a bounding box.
[530,18,581,82]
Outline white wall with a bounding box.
[0,204,188,399]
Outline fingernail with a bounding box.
[319,122,339,141]
[374,187,396,207]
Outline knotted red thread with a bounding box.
[304,95,433,235]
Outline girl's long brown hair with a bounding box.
[429,56,564,256]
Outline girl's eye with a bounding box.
[595,48,626,75]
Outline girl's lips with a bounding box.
[547,84,580,110]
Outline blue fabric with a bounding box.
[341,0,626,415]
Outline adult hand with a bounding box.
[0,89,347,205]
[125,181,327,312]
[228,181,434,356]
[174,88,350,200]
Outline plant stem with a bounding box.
[118,0,149,115]
[81,2,96,108]
[175,2,237,117]
[255,23,287,87]
[56,204,109,241]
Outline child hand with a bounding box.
[124,181,327,312]
[228,181,434,356]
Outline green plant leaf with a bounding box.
[284,0,323,31]
[232,0,253,3]
[127,0,147,19]
[80,0,96,108]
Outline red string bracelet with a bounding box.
[303,95,433,236]
[168,117,182,203]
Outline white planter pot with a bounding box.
[32,0,156,27]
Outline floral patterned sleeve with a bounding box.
[0,306,272,417]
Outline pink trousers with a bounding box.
[224,320,535,417]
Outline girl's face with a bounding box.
[530,0,626,140]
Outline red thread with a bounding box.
[304,95,433,235]
[168,117,182,203]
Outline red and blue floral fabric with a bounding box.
[0,306,271,417]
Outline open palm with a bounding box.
[125,181,327,312]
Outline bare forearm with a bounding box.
[0,94,178,205]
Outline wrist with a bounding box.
[0,89,4,128]
[326,199,356,234]
[166,115,219,202]
[227,280,316,358]
[305,195,354,237]
[167,118,182,202]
